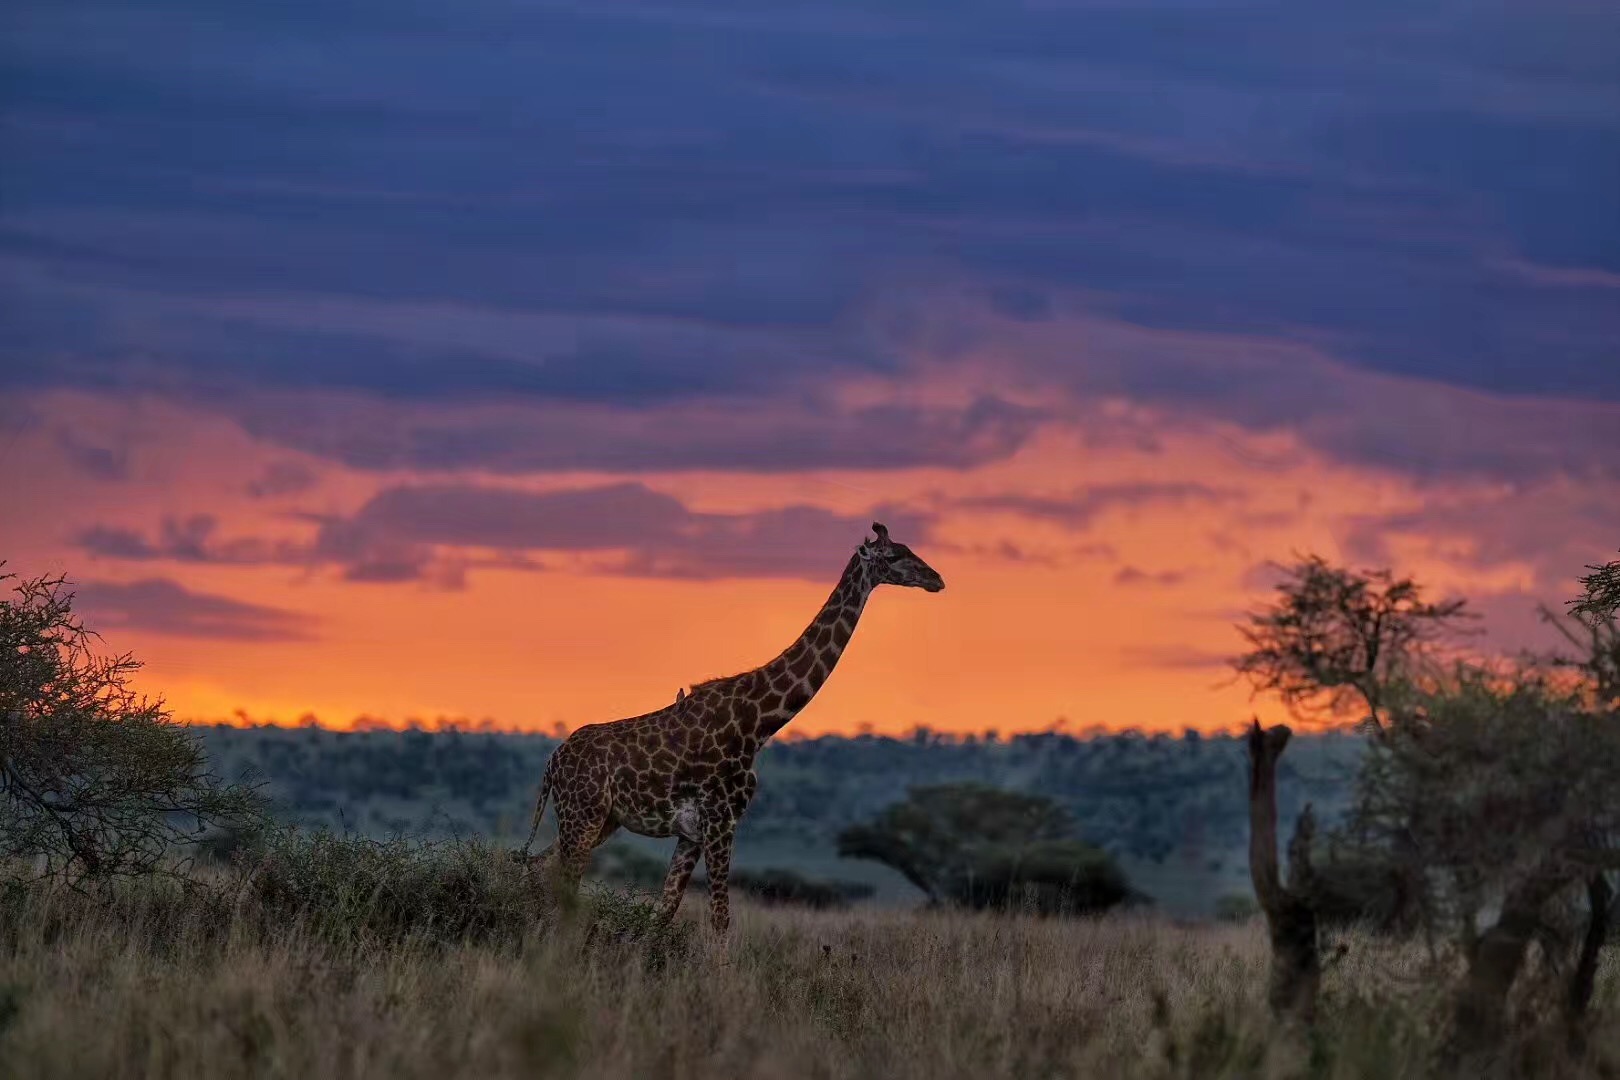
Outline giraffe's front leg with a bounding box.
[700,823,737,935]
[657,837,700,924]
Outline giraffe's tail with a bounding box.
[518,757,555,858]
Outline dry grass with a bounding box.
[0,854,1613,1080]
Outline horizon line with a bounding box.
[186,712,1364,742]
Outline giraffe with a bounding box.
[517,521,944,932]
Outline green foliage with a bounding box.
[837,783,1134,916]
[1353,662,1620,936]
[0,570,262,881]
[1232,555,1470,728]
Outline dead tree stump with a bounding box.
[1246,719,1321,1025]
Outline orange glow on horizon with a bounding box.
[3,347,1609,742]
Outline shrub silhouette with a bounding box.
[837,783,1132,916]
[0,568,261,882]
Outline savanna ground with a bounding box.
[0,839,1613,1080]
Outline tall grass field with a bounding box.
[0,836,1612,1079]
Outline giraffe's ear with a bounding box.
[871,521,890,546]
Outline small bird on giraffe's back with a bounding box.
[515,520,944,933]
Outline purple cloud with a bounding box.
[55,429,130,482]
[318,483,931,582]
[76,515,297,566]
[218,390,1046,476]
[73,578,313,642]
[73,483,934,585]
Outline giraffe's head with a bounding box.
[859,521,945,592]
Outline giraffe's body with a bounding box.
[519,522,943,932]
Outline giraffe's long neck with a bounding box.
[747,551,874,743]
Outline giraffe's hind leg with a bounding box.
[548,790,611,900]
[657,837,700,923]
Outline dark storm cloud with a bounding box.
[72,578,313,642]
[74,483,931,584]
[2,0,1616,473]
[225,391,1045,475]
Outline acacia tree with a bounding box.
[1233,558,1472,942]
[1233,555,1471,732]
[0,568,260,882]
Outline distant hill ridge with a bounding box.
[198,724,1366,865]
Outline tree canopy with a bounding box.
[1571,553,1620,625]
[1232,555,1470,731]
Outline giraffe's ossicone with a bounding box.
[516,521,944,932]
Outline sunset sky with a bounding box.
[2,1,1616,737]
